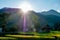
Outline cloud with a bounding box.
[41,9,47,12]
[57,10,60,12]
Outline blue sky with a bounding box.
[0,0,60,12]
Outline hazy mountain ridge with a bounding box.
[0,7,21,14]
[40,9,60,16]
[0,7,60,27]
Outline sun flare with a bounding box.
[19,2,33,13]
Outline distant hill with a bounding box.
[39,9,60,26]
[0,7,21,13]
[40,9,60,16]
[0,7,60,32]
[0,7,60,26]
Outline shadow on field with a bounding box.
[17,38,57,40]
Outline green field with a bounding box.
[0,31,60,40]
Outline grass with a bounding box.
[6,35,40,38]
[0,37,16,40]
[0,31,60,40]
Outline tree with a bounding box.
[41,24,51,33]
[34,22,41,32]
[31,13,41,32]
[0,13,10,32]
[9,26,18,32]
[54,22,60,31]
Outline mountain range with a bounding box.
[0,7,60,28]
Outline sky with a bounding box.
[0,0,60,12]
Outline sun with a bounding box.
[19,2,33,13]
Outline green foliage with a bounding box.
[31,13,41,32]
[0,12,10,32]
[54,22,60,31]
[41,24,51,33]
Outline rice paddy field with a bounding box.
[0,31,60,40]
